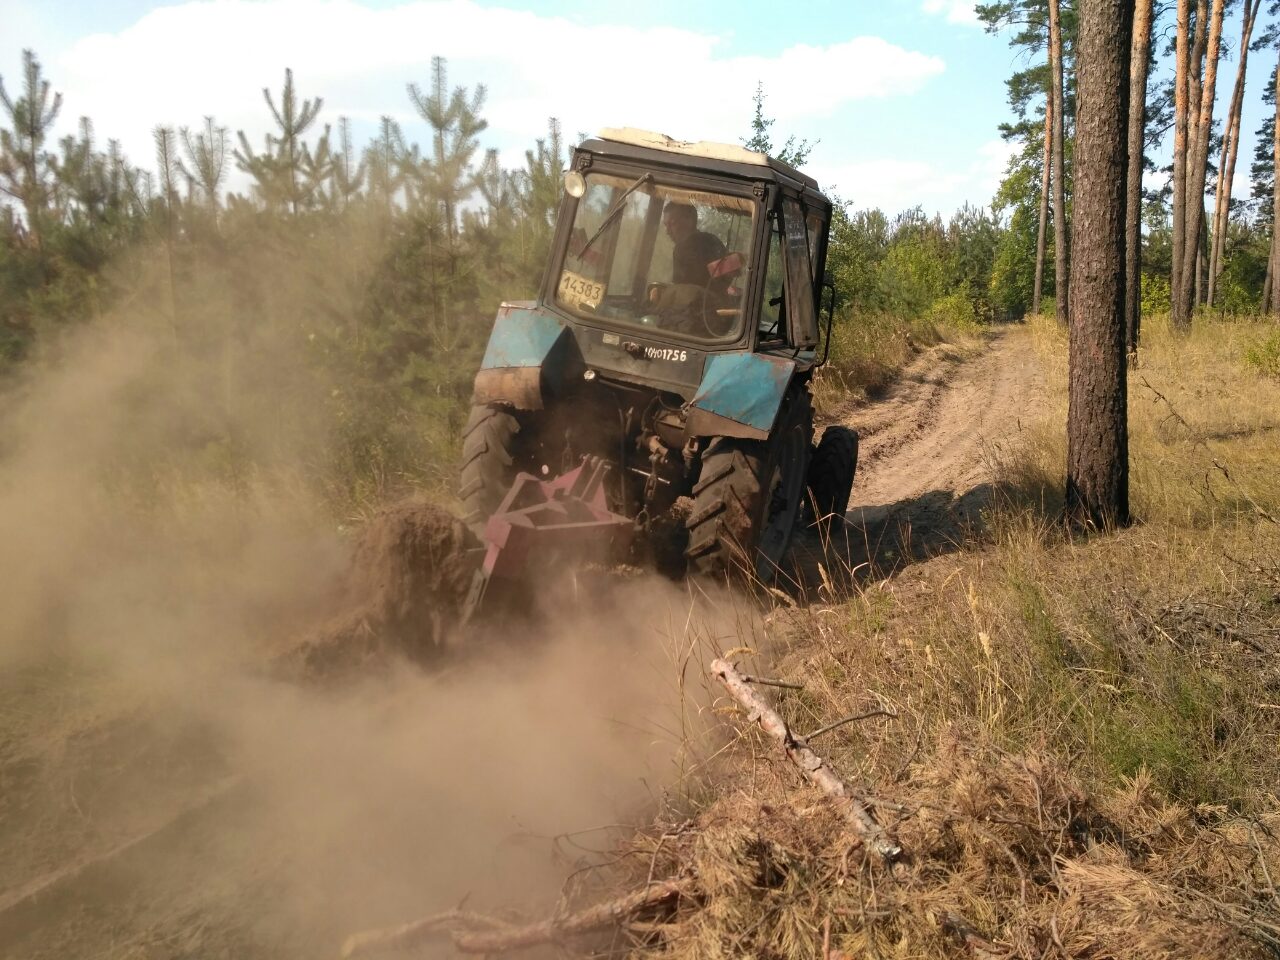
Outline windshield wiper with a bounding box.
[576,173,653,258]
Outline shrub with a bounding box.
[1244,326,1280,378]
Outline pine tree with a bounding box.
[407,56,488,241]
[742,82,814,167]
[0,49,62,250]
[234,68,324,215]
[154,125,183,329]
[1174,0,1226,326]
[363,116,407,219]
[180,116,229,222]
[1207,0,1263,308]
[1125,0,1154,353]
[330,117,366,212]
[1067,0,1132,529]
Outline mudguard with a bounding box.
[686,352,796,440]
[472,302,572,410]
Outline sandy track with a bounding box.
[794,326,1048,585]
[852,326,1047,507]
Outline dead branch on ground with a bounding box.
[710,657,902,861]
[339,878,694,957]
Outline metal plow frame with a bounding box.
[462,457,634,621]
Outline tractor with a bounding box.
[459,128,857,605]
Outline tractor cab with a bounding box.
[545,128,833,384]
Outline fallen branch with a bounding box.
[805,708,898,741]
[739,673,806,690]
[340,878,694,958]
[340,909,509,958]
[452,878,693,953]
[710,658,902,861]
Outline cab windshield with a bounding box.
[554,173,755,342]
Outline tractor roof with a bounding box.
[581,127,824,199]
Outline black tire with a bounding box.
[685,391,814,582]
[806,426,859,532]
[458,403,521,535]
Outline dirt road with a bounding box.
[795,325,1048,586]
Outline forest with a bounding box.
[2,2,1280,515]
[3,4,1280,958]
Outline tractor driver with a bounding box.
[662,202,726,285]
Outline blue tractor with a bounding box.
[460,129,857,594]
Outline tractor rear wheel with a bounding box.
[685,391,813,583]
[459,403,522,536]
[806,426,859,533]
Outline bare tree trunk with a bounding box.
[1034,96,1053,317]
[1172,0,1190,324]
[1067,0,1133,530]
[1126,0,1154,354]
[1208,0,1261,308]
[1176,0,1225,327]
[1266,227,1277,312]
[1050,0,1070,325]
[1273,54,1280,315]
[1196,233,1204,305]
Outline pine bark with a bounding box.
[1049,0,1069,325]
[1125,0,1154,353]
[1171,0,1190,324]
[1273,55,1280,315]
[1066,0,1132,530]
[1207,0,1261,308]
[1265,229,1276,312]
[1033,96,1053,316]
[1176,0,1226,326]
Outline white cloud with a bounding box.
[43,0,945,186]
[921,0,980,26]
[816,137,1015,214]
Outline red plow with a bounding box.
[462,457,634,622]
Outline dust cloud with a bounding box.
[0,309,754,958]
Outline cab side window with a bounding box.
[756,210,786,345]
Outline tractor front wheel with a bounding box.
[685,392,813,583]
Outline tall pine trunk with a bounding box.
[1126,0,1154,354]
[1034,97,1053,316]
[1264,229,1276,312]
[1067,0,1133,530]
[1176,0,1226,326]
[1272,54,1280,315]
[1049,0,1069,325]
[1172,0,1190,325]
[1208,0,1261,308]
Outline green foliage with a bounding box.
[742,82,814,168]
[925,285,982,329]
[1140,271,1171,315]
[0,51,570,517]
[1244,327,1280,377]
[989,203,1037,315]
[826,200,1003,322]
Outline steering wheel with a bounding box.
[702,300,740,337]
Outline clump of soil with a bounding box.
[290,500,480,676]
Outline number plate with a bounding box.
[558,269,605,310]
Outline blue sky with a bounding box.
[2,1,1275,216]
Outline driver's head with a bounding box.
[662,202,697,242]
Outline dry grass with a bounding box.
[811,313,979,416]
[571,311,1280,959]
